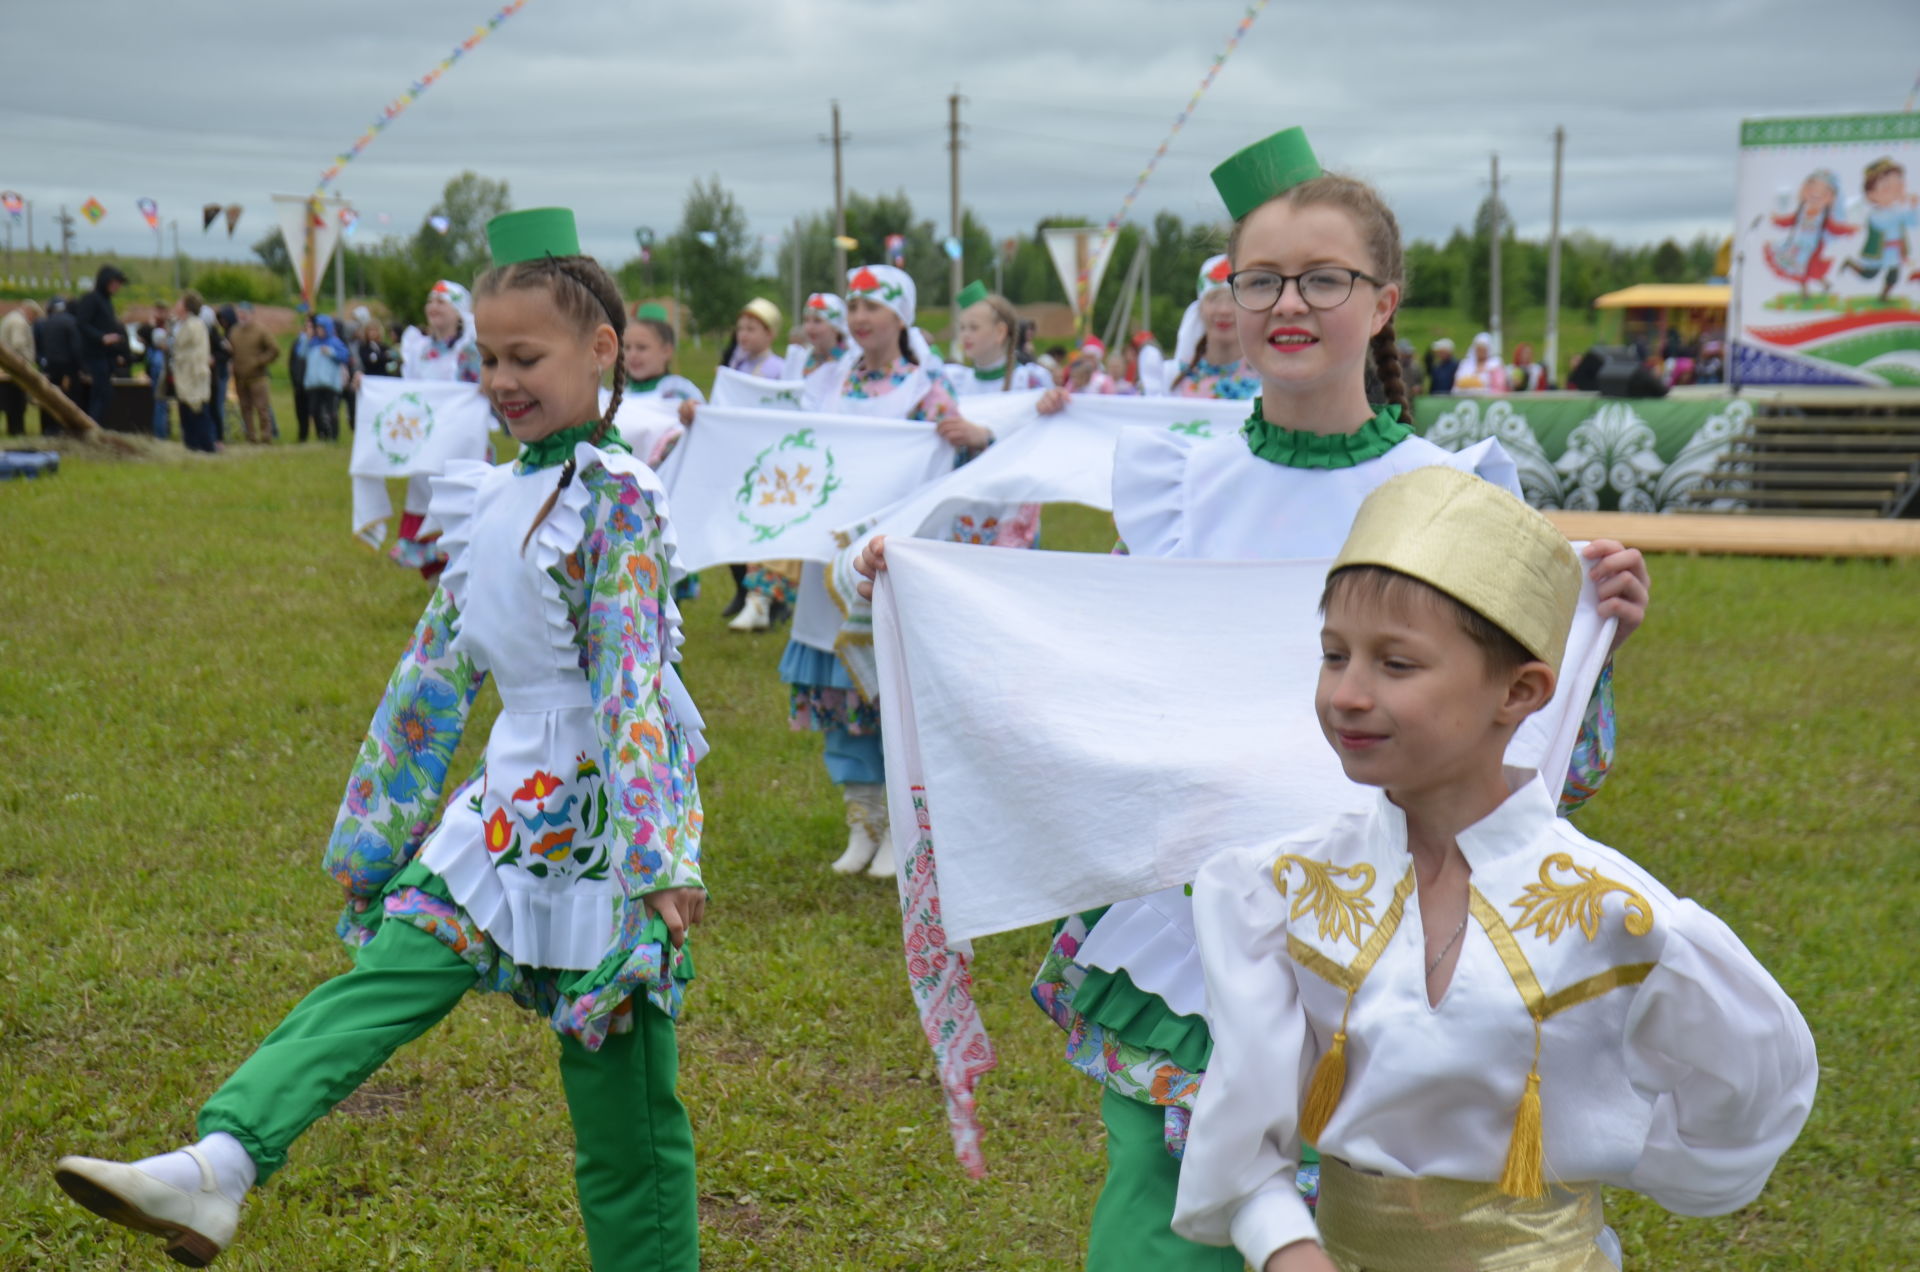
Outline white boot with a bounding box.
[859,784,896,879]
[727,591,772,632]
[865,823,896,879]
[832,783,883,873]
[54,1135,253,1267]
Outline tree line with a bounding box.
[255,172,1724,343]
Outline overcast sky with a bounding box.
[7,0,1916,274]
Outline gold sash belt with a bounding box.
[1316,1156,1614,1272]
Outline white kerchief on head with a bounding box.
[805,292,849,336]
[1195,253,1232,300]
[847,264,916,329]
[430,279,473,318]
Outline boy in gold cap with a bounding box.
[1171,467,1816,1272]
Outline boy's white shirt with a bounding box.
[1172,771,1817,1268]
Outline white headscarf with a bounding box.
[803,291,850,337]
[845,264,916,329]
[1175,254,1235,372]
[1456,331,1501,383]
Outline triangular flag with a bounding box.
[203,203,222,232]
[225,204,243,237]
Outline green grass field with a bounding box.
[2,445,1915,1270]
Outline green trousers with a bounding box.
[1086,1088,1244,1272]
[197,908,699,1271]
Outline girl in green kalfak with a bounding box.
[55,208,709,1272]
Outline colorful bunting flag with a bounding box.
[225,204,243,237]
[1073,1,1270,316]
[315,0,532,194]
[137,198,160,230]
[80,198,106,225]
[202,203,222,232]
[0,191,23,224]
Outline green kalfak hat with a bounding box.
[1210,127,1323,221]
[955,280,990,310]
[634,301,670,322]
[486,207,581,265]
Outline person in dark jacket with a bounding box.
[209,305,235,443]
[71,265,128,424]
[35,297,85,436]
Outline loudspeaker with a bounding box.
[1595,361,1667,399]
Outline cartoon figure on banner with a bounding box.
[1841,158,1919,305]
[1762,170,1853,306]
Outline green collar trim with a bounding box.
[1240,401,1410,469]
[627,375,664,394]
[516,421,631,471]
[971,361,1007,382]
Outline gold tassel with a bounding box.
[1299,997,1353,1141]
[1499,1068,1546,1199]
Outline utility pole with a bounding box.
[26,199,34,253]
[57,205,75,292]
[1488,152,1503,355]
[790,217,802,329]
[171,221,182,291]
[949,87,964,335]
[1545,126,1565,388]
[825,100,849,287]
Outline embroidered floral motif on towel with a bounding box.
[901,785,997,1177]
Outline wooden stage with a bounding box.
[1546,511,1920,558]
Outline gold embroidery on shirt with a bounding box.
[1508,853,1654,944]
[1286,867,1413,991]
[1274,856,1379,948]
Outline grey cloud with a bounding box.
[5,0,1912,272]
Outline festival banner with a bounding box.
[80,198,105,225]
[272,193,349,307]
[869,537,1615,1175]
[708,366,807,411]
[1,192,23,224]
[349,377,496,545]
[664,406,953,570]
[136,198,159,230]
[202,203,222,232]
[1732,112,1920,385]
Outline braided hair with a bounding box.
[1227,172,1413,423]
[981,293,1023,393]
[471,253,628,552]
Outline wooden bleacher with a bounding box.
[1677,388,1920,519]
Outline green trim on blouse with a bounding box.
[970,361,1007,382]
[516,420,632,470]
[627,375,664,394]
[1240,401,1411,470]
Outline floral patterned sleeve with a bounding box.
[912,368,962,425]
[324,585,487,904]
[575,467,704,899]
[456,344,482,384]
[1557,658,1616,816]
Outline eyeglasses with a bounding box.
[1227,267,1384,312]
